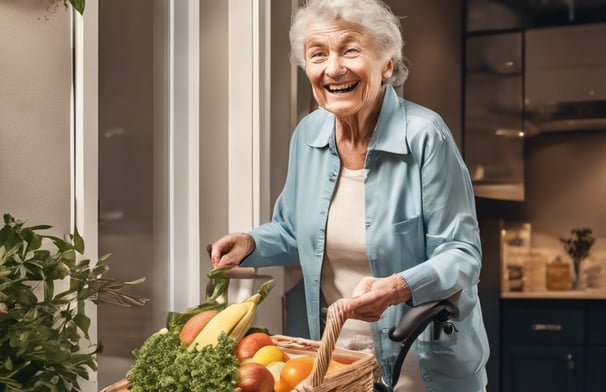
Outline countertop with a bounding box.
[502,287,606,300]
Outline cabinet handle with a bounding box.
[530,323,563,332]
[567,353,575,371]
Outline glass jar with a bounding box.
[546,256,570,290]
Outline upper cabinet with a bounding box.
[464,0,606,201]
[467,0,606,32]
[464,32,525,201]
[525,23,606,135]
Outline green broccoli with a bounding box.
[127,328,181,392]
[160,333,239,392]
[127,329,239,392]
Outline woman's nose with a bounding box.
[325,54,345,78]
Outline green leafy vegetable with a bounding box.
[165,267,232,331]
[127,330,239,392]
[0,214,147,392]
[126,329,181,391]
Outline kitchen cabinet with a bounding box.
[525,23,606,136]
[501,299,606,392]
[587,309,606,390]
[502,345,583,392]
[466,0,606,32]
[587,347,606,390]
[464,2,606,201]
[464,32,524,201]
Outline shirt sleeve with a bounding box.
[243,128,301,268]
[399,114,482,317]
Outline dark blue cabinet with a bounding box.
[501,299,606,392]
[502,345,583,392]
[587,346,606,391]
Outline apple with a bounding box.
[237,362,275,392]
[236,332,274,360]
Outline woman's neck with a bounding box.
[334,87,385,146]
[335,113,377,170]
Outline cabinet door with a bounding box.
[464,32,524,201]
[502,345,583,392]
[525,23,606,135]
[587,346,606,392]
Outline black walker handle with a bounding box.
[387,291,461,387]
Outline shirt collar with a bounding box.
[306,85,409,155]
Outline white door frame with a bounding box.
[168,0,202,312]
[72,2,98,391]
[73,0,276,382]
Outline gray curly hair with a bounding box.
[289,0,408,86]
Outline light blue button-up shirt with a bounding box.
[244,85,489,391]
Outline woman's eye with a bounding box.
[344,47,359,55]
[308,51,326,62]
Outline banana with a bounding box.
[188,279,275,352]
[187,301,252,351]
[228,294,261,344]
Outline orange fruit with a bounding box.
[327,359,348,373]
[274,377,291,392]
[280,356,315,389]
[282,350,291,362]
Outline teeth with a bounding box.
[328,82,356,92]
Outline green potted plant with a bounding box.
[560,227,595,290]
[0,214,147,391]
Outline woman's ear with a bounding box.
[382,58,395,81]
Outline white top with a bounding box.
[321,166,426,390]
[321,167,374,351]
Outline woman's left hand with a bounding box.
[335,275,411,322]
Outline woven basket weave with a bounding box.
[101,306,378,392]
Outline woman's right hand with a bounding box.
[206,232,256,269]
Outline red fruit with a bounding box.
[179,309,218,345]
[237,362,274,392]
[236,332,274,360]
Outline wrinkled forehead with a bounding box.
[303,19,372,48]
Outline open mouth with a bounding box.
[325,81,359,94]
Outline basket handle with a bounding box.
[294,301,348,391]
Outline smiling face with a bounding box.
[303,20,394,119]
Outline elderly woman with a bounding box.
[208,0,489,390]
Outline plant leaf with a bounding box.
[69,0,85,15]
[73,313,91,338]
[72,227,85,254]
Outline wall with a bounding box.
[0,2,95,390]
[387,0,464,146]
[0,1,71,233]
[525,131,606,256]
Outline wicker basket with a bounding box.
[101,303,378,391]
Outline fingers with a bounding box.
[207,233,256,269]
[342,275,411,322]
[345,294,384,321]
[351,276,374,297]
